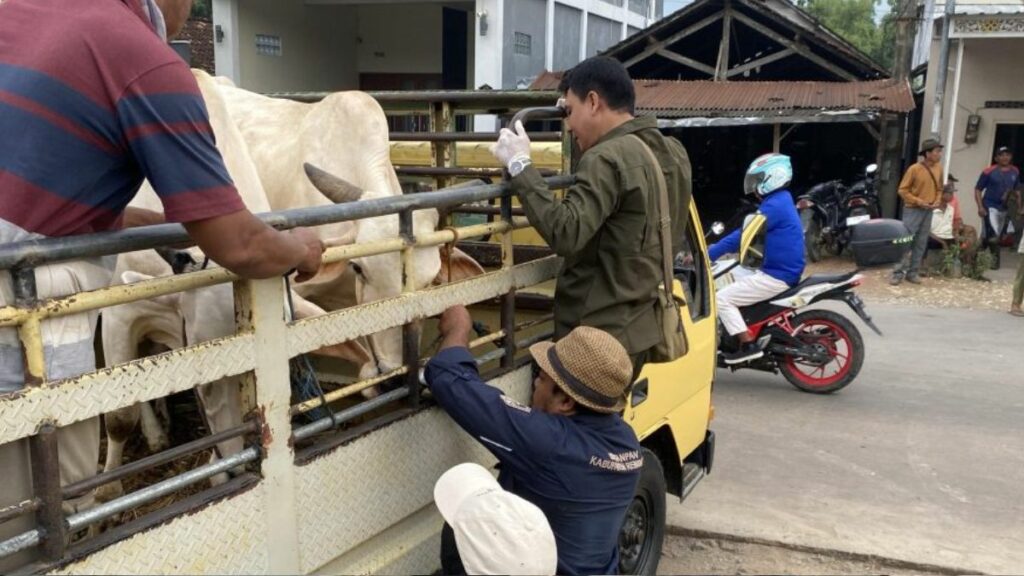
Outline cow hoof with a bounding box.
[144,433,170,454]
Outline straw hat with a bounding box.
[529,326,633,413]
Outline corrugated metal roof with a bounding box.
[530,72,915,116]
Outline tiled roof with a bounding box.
[530,72,915,116]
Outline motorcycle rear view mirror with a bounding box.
[865,163,878,175]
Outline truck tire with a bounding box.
[618,448,667,576]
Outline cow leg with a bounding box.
[138,402,170,454]
[195,376,244,486]
[96,405,141,504]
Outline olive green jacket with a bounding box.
[512,116,693,354]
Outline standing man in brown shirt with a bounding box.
[892,139,944,285]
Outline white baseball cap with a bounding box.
[434,463,557,576]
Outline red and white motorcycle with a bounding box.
[708,218,881,394]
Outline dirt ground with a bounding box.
[805,251,1019,312]
[659,532,968,576]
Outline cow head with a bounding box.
[304,165,485,384]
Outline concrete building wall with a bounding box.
[586,12,620,57]
[503,0,549,88]
[921,36,1024,232]
[235,0,358,92]
[553,4,584,72]
[356,4,443,75]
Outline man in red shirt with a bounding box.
[0,0,324,564]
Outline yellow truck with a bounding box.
[0,95,715,575]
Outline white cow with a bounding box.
[97,70,371,502]
[214,83,483,381]
[99,72,483,500]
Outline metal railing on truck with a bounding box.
[0,167,573,573]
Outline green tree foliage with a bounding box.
[191,0,212,20]
[797,0,896,71]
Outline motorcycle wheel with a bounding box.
[778,309,864,394]
[801,211,823,263]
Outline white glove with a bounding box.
[491,120,532,169]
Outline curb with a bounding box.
[665,525,984,575]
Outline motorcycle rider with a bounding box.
[709,154,806,364]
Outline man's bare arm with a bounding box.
[183,210,323,281]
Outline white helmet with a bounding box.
[743,153,793,198]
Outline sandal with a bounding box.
[1010,309,1024,317]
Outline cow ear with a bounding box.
[304,163,365,203]
[434,248,485,284]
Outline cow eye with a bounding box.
[351,262,364,278]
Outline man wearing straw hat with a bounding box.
[425,305,642,576]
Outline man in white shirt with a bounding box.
[930,184,977,268]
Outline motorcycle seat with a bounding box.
[772,271,858,301]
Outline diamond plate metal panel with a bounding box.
[53,485,269,575]
[287,257,562,357]
[297,368,532,573]
[0,334,255,445]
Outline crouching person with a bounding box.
[708,154,806,364]
[434,462,557,575]
[425,305,641,576]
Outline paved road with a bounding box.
[667,302,1024,574]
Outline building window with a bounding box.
[255,34,282,57]
[514,32,532,56]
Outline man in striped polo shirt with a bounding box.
[0,0,325,562]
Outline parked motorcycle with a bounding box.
[797,164,881,262]
[708,217,881,394]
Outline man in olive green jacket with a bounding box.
[492,57,692,373]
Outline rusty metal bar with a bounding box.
[451,205,526,217]
[0,529,39,558]
[12,266,46,386]
[291,328,509,416]
[60,473,259,571]
[66,447,259,532]
[514,314,555,332]
[391,132,561,143]
[0,175,574,271]
[0,220,531,328]
[396,166,559,178]
[29,425,65,561]
[292,387,410,442]
[61,421,259,499]
[499,160,517,370]
[1,439,261,559]
[0,499,40,526]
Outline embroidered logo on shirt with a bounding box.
[589,450,644,472]
[500,395,532,413]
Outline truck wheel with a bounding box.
[618,448,666,576]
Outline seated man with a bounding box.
[708,154,806,364]
[929,184,978,269]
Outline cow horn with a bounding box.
[304,163,365,203]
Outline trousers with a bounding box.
[716,271,790,336]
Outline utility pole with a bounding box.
[879,0,919,218]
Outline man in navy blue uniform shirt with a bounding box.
[425,305,642,575]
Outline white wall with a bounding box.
[922,36,1024,231]
[235,0,358,93]
[356,4,443,75]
